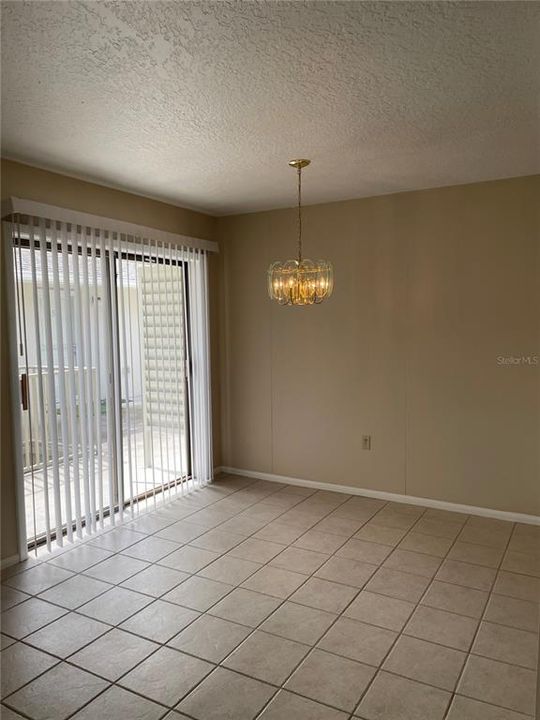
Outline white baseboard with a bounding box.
[219,466,540,526]
[1,554,21,570]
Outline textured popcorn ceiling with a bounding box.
[1,1,539,215]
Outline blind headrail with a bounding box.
[2,197,218,253]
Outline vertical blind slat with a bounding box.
[81,228,97,532]
[90,229,104,528]
[38,219,63,544]
[50,223,73,542]
[71,223,92,533]
[62,224,83,538]
[28,223,52,550]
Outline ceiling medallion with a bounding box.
[267,159,334,306]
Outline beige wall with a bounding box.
[218,176,540,516]
[1,159,221,561]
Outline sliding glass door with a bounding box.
[12,227,194,551]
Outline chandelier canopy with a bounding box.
[267,159,334,306]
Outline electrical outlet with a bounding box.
[362,435,371,450]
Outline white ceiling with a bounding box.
[1,1,539,216]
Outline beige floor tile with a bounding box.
[413,518,462,539]
[120,599,199,643]
[0,706,26,719]
[507,531,540,557]
[261,601,336,645]
[38,574,111,610]
[197,555,261,585]
[70,685,164,720]
[353,524,407,546]
[355,670,451,720]
[447,541,503,568]
[318,617,396,666]
[293,530,347,554]
[382,549,441,578]
[5,662,108,720]
[125,513,175,534]
[78,586,153,624]
[158,545,220,573]
[420,580,488,618]
[344,590,415,631]
[315,557,376,588]
[47,545,113,573]
[404,605,478,650]
[88,527,146,552]
[484,593,540,632]
[190,529,246,553]
[435,559,496,591]
[313,515,365,538]
[364,568,430,602]
[83,554,150,584]
[177,667,275,720]
[336,539,392,565]
[289,577,358,614]
[208,588,281,627]
[398,531,453,558]
[270,547,329,575]
[3,564,74,596]
[121,536,180,563]
[254,521,306,544]
[465,517,512,533]
[242,566,306,599]
[472,621,538,669]
[1,598,67,639]
[121,564,189,597]
[1,642,59,698]
[120,646,213,706]
[0,587,29,612]
[224,630,308,685]
[25,612,109,658]
[458,655,536,716]
[169,614,250,662]
[422,508,468,524]
[285,649,375,712]
[383,635,466,691]
[1,634,15,649]
[384,501,424,516]
[69,628,159,681]
[502,551,540,578]
[446,695,533,719]
[493,571,540,602]
[369,511,417,531]
[259,689,348,719]
[227,537,285,563]
[163,576,233,611]
[458,525,511,549]
[156,520,207,544]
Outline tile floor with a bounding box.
[1,474,539,720]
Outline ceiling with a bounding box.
[1,1,539,216]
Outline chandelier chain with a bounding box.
[297,165,302,263]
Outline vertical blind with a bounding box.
[8,210,213,554]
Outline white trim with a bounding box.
[220,466,540,526]
[2,197,218,253]
[1,554,22,570]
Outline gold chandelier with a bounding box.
[267,159,334,305]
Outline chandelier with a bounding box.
[267,159,334,305]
